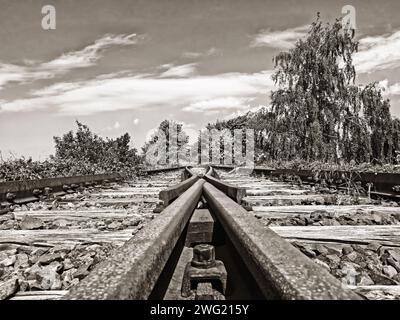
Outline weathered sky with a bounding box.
[1,0,400,159]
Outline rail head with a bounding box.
[202,181,362,300]
[142,166,188,175]
[64,179,205,300]
[156,167,199,212]
[159,174,199,208]
[204,166,245,204]
[180,166,196,181]
[205,165,214,177]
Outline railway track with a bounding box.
[62,166,359,300]
[0,169,183,300]
[2,165,400,300]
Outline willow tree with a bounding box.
[206,15,400,164]
[271,15,358,162]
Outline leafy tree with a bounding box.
[142,120,189,166]
[270,14,359,162]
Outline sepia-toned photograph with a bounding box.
[1,0,400,312]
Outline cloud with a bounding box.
[183,97,251,112]
[181,47,221,59]
[32,82,81,96]
[0,33,139,90]
[41,33,138,71]
[379,79,400,96]
[160,63,197,78]
[206,47,221,56]
[102,120,122,132]
[251,25,309,49]
[0,70,274,115]
[354,30,400,73]
[113,121,121,129]
[0,63,52,90]
[390,83,400,95]
[182,52,202,59]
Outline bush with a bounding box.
[0,121,140,182]
[52,121,140,176]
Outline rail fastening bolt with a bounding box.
[191,244,216,269]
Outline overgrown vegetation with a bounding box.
[0,121,140,182]
[208,15,400,168]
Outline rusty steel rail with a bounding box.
[210,164,276,176]
[153,167,199,213]
[64,179,205,300]
[204,166,246,204]
[0,173,121,202]
[156,168,199,212]
[181,166,196,181]
[143,166,188,174]
[202,182,361,300]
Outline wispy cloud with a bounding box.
[181,47,221,59]
[102,120,122,132]
[251,25,309,49]
[206,48,221,56]
[0,69,274,115]
[182,52,202,59]
[159,63,197,78]
[379,79,400,96]
[0,63,52,90]
[390,83,400,95]
[41,33,138,71]
[0,33,139,90]
[183,97,251,112]
[113,121,121,129]
[354,30,400,73]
